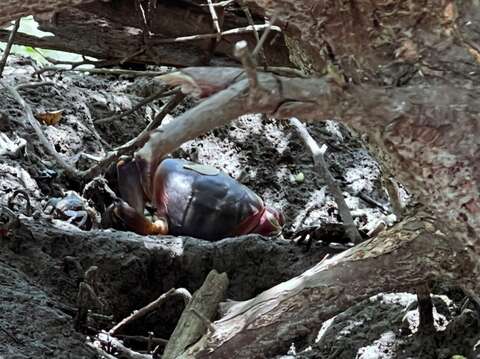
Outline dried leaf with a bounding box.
[36,110,63,125]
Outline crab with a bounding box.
[44,191,95,230]
[104,157,284,241]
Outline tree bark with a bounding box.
[0,0,96,26]
[1,0,291,67]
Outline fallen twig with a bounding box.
[289,117,362,244]
[83,91,185,180]
[33,67,166,77]
[358,192,389,214]
[238,0,268,67]
[154,24,281,43]
[252,14,278,58]
[95,88,176,124]
[94,332,152,359]
[2,82,81,178]
[0,18,21,78]
[200,0,235,7]
[115,334,168,347]
[109,287,192,335]
[15,81,56,91]
[234,40,262,100]
[206,0,222,41]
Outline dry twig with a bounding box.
[154,24,281,43]
[95,88,176,124]
[115,334,168,347]
[289,117,362,244]
[34,66,166,77]
[206,0,222,41]
[94,333,152,359]
[84,91,185,180]
[252,14,278,58]
[234,40,260,94]
[109,287,192,335]
[0,18,21,78]
[200,0,235,7]
[1,82,81,178]
[161,270,228,359]
[237,0,268,66]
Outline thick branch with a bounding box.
[136,67,479,245]
[183,213,474,358]
[0,2,291,67]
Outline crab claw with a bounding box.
[102,199,168,236]
[252,207,285,237]
[116,156,146,214]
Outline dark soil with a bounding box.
[0,56,478,358]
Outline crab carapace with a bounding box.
[105,157,284,241]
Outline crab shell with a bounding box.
[152,159,283,241]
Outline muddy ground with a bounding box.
[0,56,479,358]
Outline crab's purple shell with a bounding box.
[152,159,283,241]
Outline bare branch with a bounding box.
[234,40,259,90]
[34,66,166,77]
[155,24,281,43]
[0,18,21,77]
[252,14,278,58]
[94,88,176,124]
[206,0,222,41]
[1,82,81,178]
[109,287,191,335]
[94,332,152,359]
[83,91,185,180]
[289,117,362,244]
[238,0,268,66]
